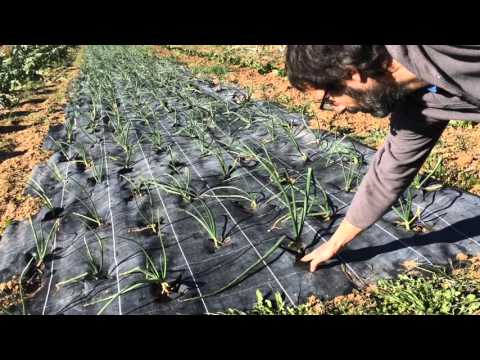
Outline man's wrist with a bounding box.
[328,219,363,251]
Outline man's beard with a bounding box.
[344,82,409,118]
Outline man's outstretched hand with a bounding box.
[300,219,364,272]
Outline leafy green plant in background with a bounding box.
[1,45,75,107]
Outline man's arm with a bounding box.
[302,100,449,272]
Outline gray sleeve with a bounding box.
[345,102,449,230]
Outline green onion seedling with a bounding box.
[242,144,286,186]
[48,137,72,162]
[19,257,35,315]
[274,168,314,242]
[120,175,148,198]
[213,149,238,180]
[55,232,106,289]
[148,168,197,203]
[183,235,285,302]
[166,145,185,174]
[69,178,103,228]
[184,199,225,249]
[341,156,361,193]
[29,178,54,210]
[119,231,168,289]
[29,217,60,268]
[74,143,94,170]
[412,157,443,191]
[85,222,169,315]
[89,156,105,185]
[147,128,165,153]
[393,188,422,232]
[199,186,259,210]
[47,162,65,184]
[64,118,75,144]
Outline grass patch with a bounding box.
[0,138,15,153]
[449,120,478,129]
[191,64,229,78]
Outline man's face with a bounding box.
[312,71,409,118]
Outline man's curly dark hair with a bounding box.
[285,45,392,92]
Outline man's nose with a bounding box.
[332,103,347,113]
[313,89,326,102]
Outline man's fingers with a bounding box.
[300,252,314,262]
[310,259,320,273]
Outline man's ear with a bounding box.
[349,68,367,84]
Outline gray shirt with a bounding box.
[345,45,480,229]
